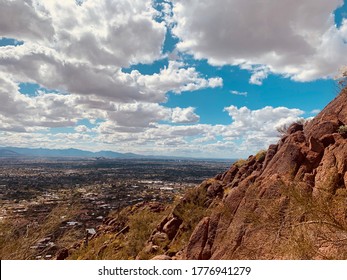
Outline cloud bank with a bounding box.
[0,0,342,157]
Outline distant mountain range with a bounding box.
[0,146,232,161]
[0,149,21,157]
[0,146,143,159]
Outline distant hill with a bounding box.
[0,147,142,159]
[0,149,21,157]
[0,146,232,161]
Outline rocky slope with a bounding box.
[141,88,347,260]
[61,89,347,260]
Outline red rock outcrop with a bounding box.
[148,89,347,260]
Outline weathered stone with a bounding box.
[246,155,256,167]
[207,181,223,198]
[147,202,165,213]
[201,213,220,259]
[295,165,309,181]
[55,248,69,260]
[222,165,239,184]
[315,164,339,195]
[287,123,303,134]
[262,144,278,171]
[306,150,322,166]
[309,136,324,154]
[144,90,347,260]
[186,217,210,260]
[214,173,223,180]
[306,121,340,140]
[320,134,335,147]
[262,141,305,178]
[163,217,182,240]
[151,232,169,246]
[223,183,248,215]
[303,173,315,187]
[157,216,169,231]
[142,243,159,254]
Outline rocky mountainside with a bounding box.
[63,88,347,260]
[139,88,347,260]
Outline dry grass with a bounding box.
[262,183,347,259]
[219,180,347,259]
[0,203,82,260]
[69,204,172,260]
[234,159,247,168]
[255,150,266,162]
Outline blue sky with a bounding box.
[0,0,347,158]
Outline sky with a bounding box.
[0,0,347,159]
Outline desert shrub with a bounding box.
[337,125,347,134]
[334,66,347,90]
[168,201,208,254]
[222,180,347,259]
[276,123,289,136]
[278,183,347,259]
[255,150,266,162]
[124,210,162,258]
[166,184,213,254]
[234,159,247,168]
[276,118,307,137]
[172,185,210,230]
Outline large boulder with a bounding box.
[162,217,182,240]
[186,217,210,260]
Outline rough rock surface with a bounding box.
[146,89,347,260]
[55,248,69,260]
[186,217,210,260]
[163,217,182,240]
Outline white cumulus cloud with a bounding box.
[171,107,200,123]
[171,0,347,82]
[0,0,222,136]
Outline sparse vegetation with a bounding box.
[0,203,83,260]
[276,123,290,136]
[335,66,347,91]
[234,159,247,167]
[255,150,266,162]
[165,181,215,255]
[234,181,347,259]
[276,118,307,136]
[169,201,208,255]
[338,125,347,134]
[68,203,173,260]
[1,158,227,260]
[285,186,347,259]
